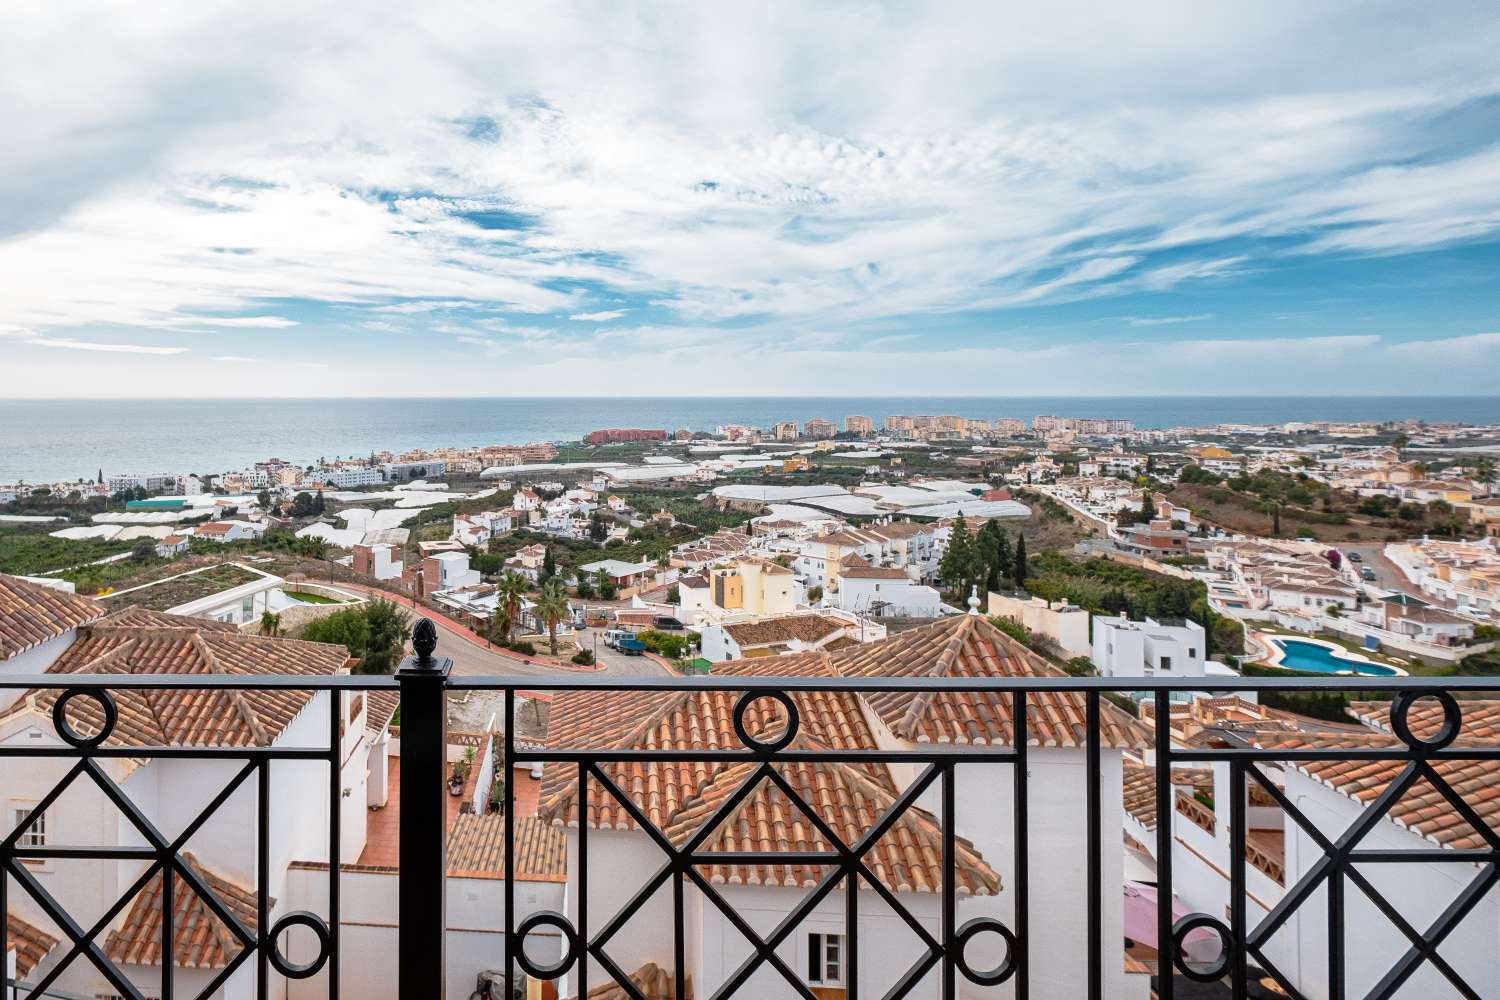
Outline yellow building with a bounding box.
[707,558,797,617]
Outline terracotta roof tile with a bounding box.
[6,913,59,978]
[539,655,997,895]
[0,607,350,749]
[104,854,262,969]
[1260,713,1500,850]
[828,616,1149,749]
[1121,761,1216,831]
[722,615,845,647]
[0,574,105,660]
[447,814,567,880]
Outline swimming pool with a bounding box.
[1269,638,1400,676]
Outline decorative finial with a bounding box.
[967,585,981,616]
[412,617,439,666]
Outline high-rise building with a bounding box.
[804,418,837,439]
[772,420,800,440]
[845,415,873,436]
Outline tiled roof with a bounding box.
[366,690,401,731]
[1121,761,1159,830]
[1261,710,1500,849]
[0,607,350,749]
[1121,762,1216,831]
[104,855,262,969]
[840,566,910,579]
[7,913,58,977]
[722,615,845,647]
[447,814,567,880]
[1347,699,1500,743]
[828,616,1149,749]
[539,655,998,895]
[0,573,105,660]
[569,962,687,1000]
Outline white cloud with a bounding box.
[1127,313,1212,327]
[2,2,1499,394]
[211,355,261,362]
[25,337,189,355]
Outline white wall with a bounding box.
[1278,770,1499,999]
[284,866,564,1000]
[0,630,76,712]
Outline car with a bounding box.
[602,628,629,649]
[1348,552,1363,562]
[617,637,647,655]
[653,616,685,631]
[1361,567,1377,581]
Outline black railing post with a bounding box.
[397,619,452,1000]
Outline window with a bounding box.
[13,807,44,847]
[1159,656,1172,671]
[1188,647,1196,658]
[808,933,844,986]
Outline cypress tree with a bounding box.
[1013,534,1029,591]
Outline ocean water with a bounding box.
[1,396,1496,484]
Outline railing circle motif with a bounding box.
[1391,690,1462,753]
[267,910,331,979]
[52,688,117,749]
[514,910,580,981]
[1171,913,1234,983]
[732,690,800,755]
[952,917,1019,985]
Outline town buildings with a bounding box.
[844,414,873,436]
[1092,614,1208,678]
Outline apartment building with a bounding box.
[1093,614,1207,677]
[844,414,873,436]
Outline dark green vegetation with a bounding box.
[301,599,411,674]
[0,524,134,575]
[1169,466,1469,542]
[1023,552,1244,656]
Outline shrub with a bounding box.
[638,629,691,658]
[571,649,596,666]
[510,640,537,656]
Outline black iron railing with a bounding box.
[3,661,1497,1000]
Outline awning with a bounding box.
[1123,881,1220,960]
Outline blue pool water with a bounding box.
[1271,639,1398,676]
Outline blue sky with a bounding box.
[2,1,1499,397]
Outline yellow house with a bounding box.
[708,558,797,616]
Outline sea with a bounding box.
[2,396,1497,485]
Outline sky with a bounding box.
[2,1,1499,398]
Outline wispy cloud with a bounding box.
[211,355,261,362]
[25,337,189,355]
[3,4,1499,395]
[1127,314,1212,327]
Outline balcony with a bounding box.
[3,633,1499,1000]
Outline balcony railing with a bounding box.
[3,651,1498,1000]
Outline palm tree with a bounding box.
[535,579,570,657]
[496,571,528,642]
[258,611,281,637]
[1470,458,1496,491]
[1261,499,1284,536]
[1391,432,1410,458]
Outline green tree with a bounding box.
[541,545,556,582]
[589,512,608,543]
[535,579,571,657]
[939,517,977,593]
[1013,533,1029,589]
[290,492,316,518]
[496,571,528,642]
[303,608,371,658]
[257,489,272,510]
[129,539,155,563]
[1391,432,1410,457]
[258,611,281,637]
[596,568,617,601]
[360,599,411,674]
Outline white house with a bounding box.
[191,519,266,544]
[0,606,365,1000]
[1092,614,1208,678]
[697,613,858,661]
[0,575,105,712]
[832,565,943,617]
[353,541,404,581]
[101,562,288,626]
[538,652,1001,1000]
